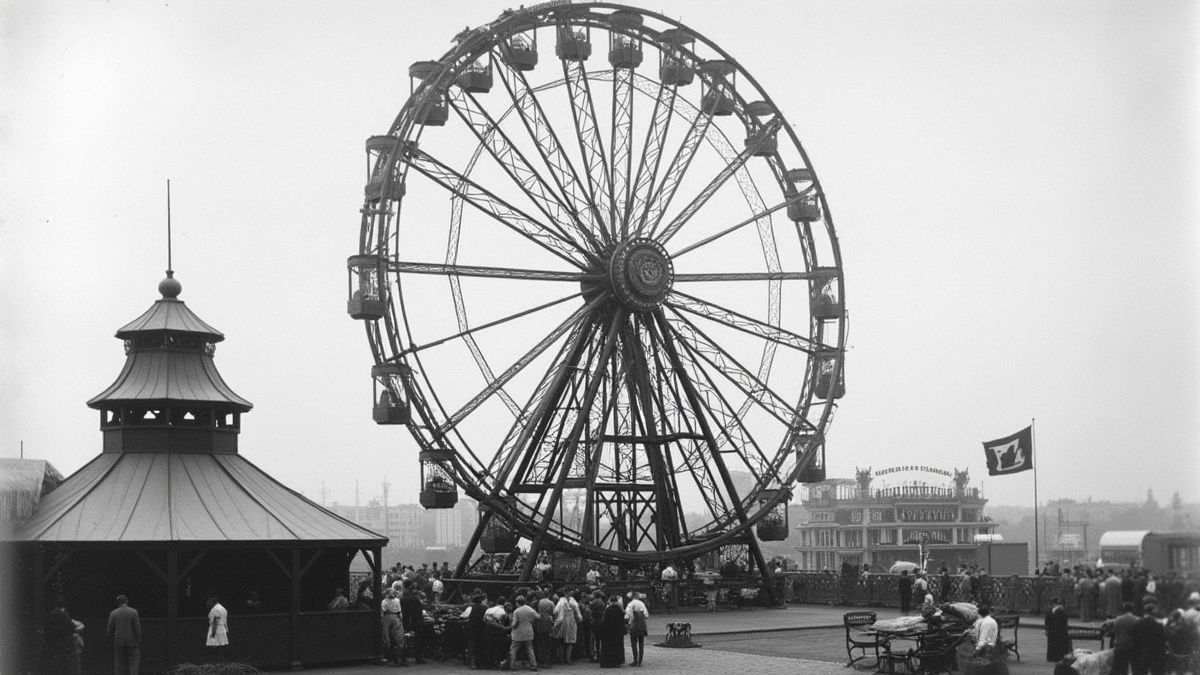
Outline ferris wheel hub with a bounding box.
[608,237,674,311]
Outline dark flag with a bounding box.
[982,425,1034,476]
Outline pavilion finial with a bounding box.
[166,178,173,277]
[158,269,181,299]
[159,179,182,299]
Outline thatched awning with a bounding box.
[0,458,63,523]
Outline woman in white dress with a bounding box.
[553,588,582,664]
[206,596,229,661]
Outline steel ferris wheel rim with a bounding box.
[356,2,847,564]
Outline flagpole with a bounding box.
[1032,417,1039,573]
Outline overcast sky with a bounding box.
[2,0,1197,512]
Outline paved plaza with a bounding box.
[305,604,1077,674]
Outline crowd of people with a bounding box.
[366,559,664,670]
[453,586,649,670]
[1034,563,1200,672]
[874,559,1200,620]
[1037,563,1199,622]
[885,560,1200,675]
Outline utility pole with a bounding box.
[1041,511,1050,567]
[382,477,391,539]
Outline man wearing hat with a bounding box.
[1107,602,1140,675]
[1044,595,1072,662]
[508,595,539,671]
[107,594,141,675]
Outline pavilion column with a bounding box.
[367,547,383,662]
[32,545,45,665]
[290,548,302,671]
[166,549,179,667]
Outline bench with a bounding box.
[1065,625,1109,649]
[843,611,881,668]
[995,614,1020,661]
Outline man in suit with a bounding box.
[107,594,141,675]
[1044,595,1072,662]
[1077,572,1097,622]
[898,569,914,613]
[1107,602,1140,675]
[508,594,539,671]
[399,585,427,665]
[1103,571,1124,618]
[939,566,952,603]
[1132,604,1168,675]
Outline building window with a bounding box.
[815,529,835,547]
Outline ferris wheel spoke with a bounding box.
[634,82,721,238]
[626,315,694,546]
[648,311,765,535]
[611,66,635,238]
[626,82,677,241]
[445,87,603,259]
[648,313,780,494]
[652,389,772,530]
[403,148,589,269]
[486,313,601,490]
[521,309,627,569]
[669,196,798,259]
[504,328,611,515]
[432,295,606,441]
[665,290,821,353]
[400,292,580,357]
[639,324,731,527]
[562,59,615,240]
[390,260,593,283]
[521,342,614,520]
[660,310,796,430]
[559,338,632,548]
[447,273,522,419]
[655,116,785,246]
[684,362,781,500]
[493,52,608,247]
[673,270,822,282]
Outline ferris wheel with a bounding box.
[348,2,847,589]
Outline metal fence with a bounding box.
[778,572,1188,618]
[363,570,1184,618]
